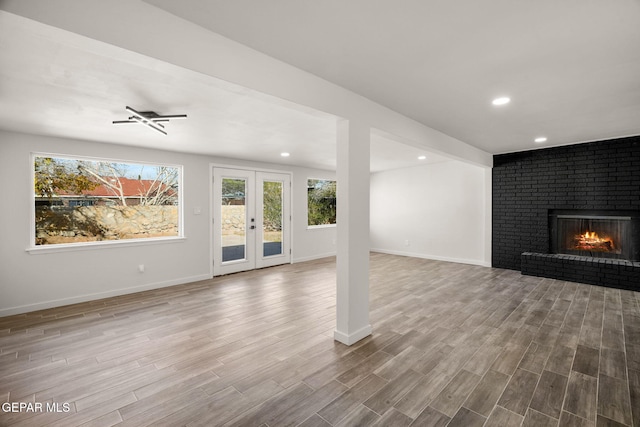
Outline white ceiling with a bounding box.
[0,12,330,171]
[0,9,448,172]
[1,1,639,171]
[147,0,640,154]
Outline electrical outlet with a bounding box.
[138,264,145,273]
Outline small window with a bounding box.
[33,154,182,246]
[307,178,337,227]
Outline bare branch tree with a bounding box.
[77,162,129,206]
[138,166,179,206]
[74,161,178,206]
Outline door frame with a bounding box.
[209,163,293,277]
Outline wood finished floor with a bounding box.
[1,253,639,427]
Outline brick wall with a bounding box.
[521,253,640,291]
[493,135,640,271]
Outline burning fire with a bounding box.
[574,230,615,252]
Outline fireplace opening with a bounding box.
[549,210,640,262]
[557,216,627,258]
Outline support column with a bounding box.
[334,119,372,346]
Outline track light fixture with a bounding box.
[112,106,187,135]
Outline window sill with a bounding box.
[307,224,336,230]
[26,236,186,255]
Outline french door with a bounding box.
[212,168,291,276]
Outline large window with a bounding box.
[33,154,181,247]
[307,178,337,227]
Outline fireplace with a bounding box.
[549,210,640,262]
[494,136,640,290]
[522,209,640,290]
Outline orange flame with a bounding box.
[575,230,615,251]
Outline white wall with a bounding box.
[0,130,336,316]
[370,160,491,266]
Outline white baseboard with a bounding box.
[334,324,373,346]
[293,250,490,267]
[292,252,336,263]
[370,248,491,268]
[0,274,211,317]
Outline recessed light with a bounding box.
[280,152,290,157]
[492,97,511,106]
[534,137,547,143]
[418,155,426,160]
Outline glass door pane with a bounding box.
[255,172,290,269]
[262,180,283,257]
[221,177,246,262]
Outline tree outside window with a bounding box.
[307,179,336,226]
[33,155,181,246]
